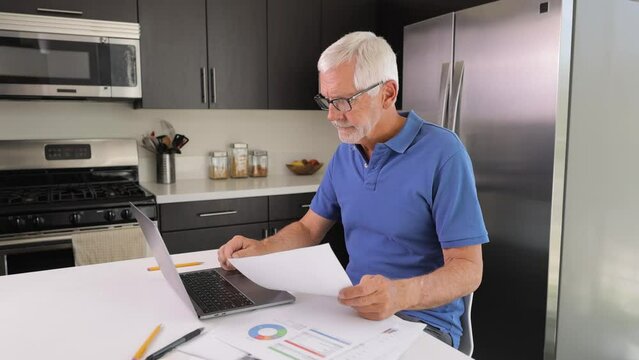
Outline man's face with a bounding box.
[318,61,382,144]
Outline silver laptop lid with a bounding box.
[131,203,196,316]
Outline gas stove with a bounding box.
[0,139,157,238]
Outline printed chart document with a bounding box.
[177,294,424,360]
[228,244,352,296]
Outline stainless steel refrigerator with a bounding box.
[403,0,565,358]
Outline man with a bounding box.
[218,32,488,349]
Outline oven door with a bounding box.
[0,31,141,98]
[0,236,74,276]
[0,224,148,276]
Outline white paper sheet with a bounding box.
[179,294,424,360]
[228,243,352,296]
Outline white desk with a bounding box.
[0,250,471,360]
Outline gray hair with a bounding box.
[317,31,398,95]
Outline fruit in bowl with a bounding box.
[286,158,323,175]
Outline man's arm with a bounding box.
[338,244,483,320]
[218,209,335,270]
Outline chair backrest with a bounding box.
[458,292,474,356]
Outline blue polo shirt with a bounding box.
[310,111,488,348]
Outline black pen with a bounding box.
[145,327,204,360]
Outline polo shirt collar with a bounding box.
[384,111,422,154]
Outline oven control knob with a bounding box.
[32,216,45,228]
[121,209,132,220]
[13,217,26,229]
[104,210,117,222]
[70,213,82,225]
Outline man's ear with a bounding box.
[381,80,398,109]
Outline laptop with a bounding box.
[131,204,296,319]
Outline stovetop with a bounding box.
[0,139,157,237]
[1,181,149,207]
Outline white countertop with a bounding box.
[141,172,324,204]
[0,250,471,360]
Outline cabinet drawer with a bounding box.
[160,196,268,232]
[0,0,138,22]
[269,192,315,221]
[162,222,268,254]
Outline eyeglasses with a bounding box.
[314,81,384,112]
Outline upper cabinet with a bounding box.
[138,0,267,109]
[138,0,209,109]
[136,0,379,110]
[267,0,321,110]
[207,0,267,109]
[321,0,379,49]
[0,0,137,22]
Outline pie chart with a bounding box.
[248,324,288,340]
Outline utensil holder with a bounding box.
[156,153,175,184]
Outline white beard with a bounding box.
[331,120,370,144]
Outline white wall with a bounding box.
[0,100,339,181]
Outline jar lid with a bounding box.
[210,151,227,157]
[250,150,267,156]
[231,143,248,148]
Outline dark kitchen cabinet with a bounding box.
[159,196,270,254]
[0,0,137,22]
[267,0,322,109]
[162,222,268,254]
[321,0,379,49]
[138,0,209,109]
[137,0,267,109]
[207,0,267,109]
[158,192,348,268]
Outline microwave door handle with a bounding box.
[37,8,83,15]
[200,67,208,104]
[448,61,465,134]
[439,62,452,128]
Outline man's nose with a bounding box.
[327,104,344,122]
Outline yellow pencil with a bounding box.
[132,324,162,360]
[146,261,204,272]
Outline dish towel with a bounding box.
[72,226,147,266]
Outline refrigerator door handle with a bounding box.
[449,61,465,133]
[438,62,452,127]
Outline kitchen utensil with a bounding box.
[160,119,176,141]
[172,134,189,150]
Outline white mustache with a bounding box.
[331,121,352,128]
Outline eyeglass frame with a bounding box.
[314,81,385,112]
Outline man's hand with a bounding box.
[217,235,267,270]
[338,275,413,320]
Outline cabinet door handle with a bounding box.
[301,204,311,209]
[37,8,83,15]
[262,228,269,239]
[271,227,279,236]
[198,210,237,217]
[210,67,217,104]
[200,67,208,104]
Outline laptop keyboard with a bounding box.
[180,270,254,313]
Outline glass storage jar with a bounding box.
[208,151,228,180]
[249,150,268,177]
[229,143,249,178]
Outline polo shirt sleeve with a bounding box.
[310,157,341,222]
[432,148,489,248]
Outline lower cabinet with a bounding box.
[162,222,268,254]
[158,192,349,268]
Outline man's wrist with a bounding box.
[395,278,422,310]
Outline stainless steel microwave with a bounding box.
[0,12,141,99]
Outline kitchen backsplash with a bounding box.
[0,101,339,181]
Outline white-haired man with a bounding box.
[219,32,488,349]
